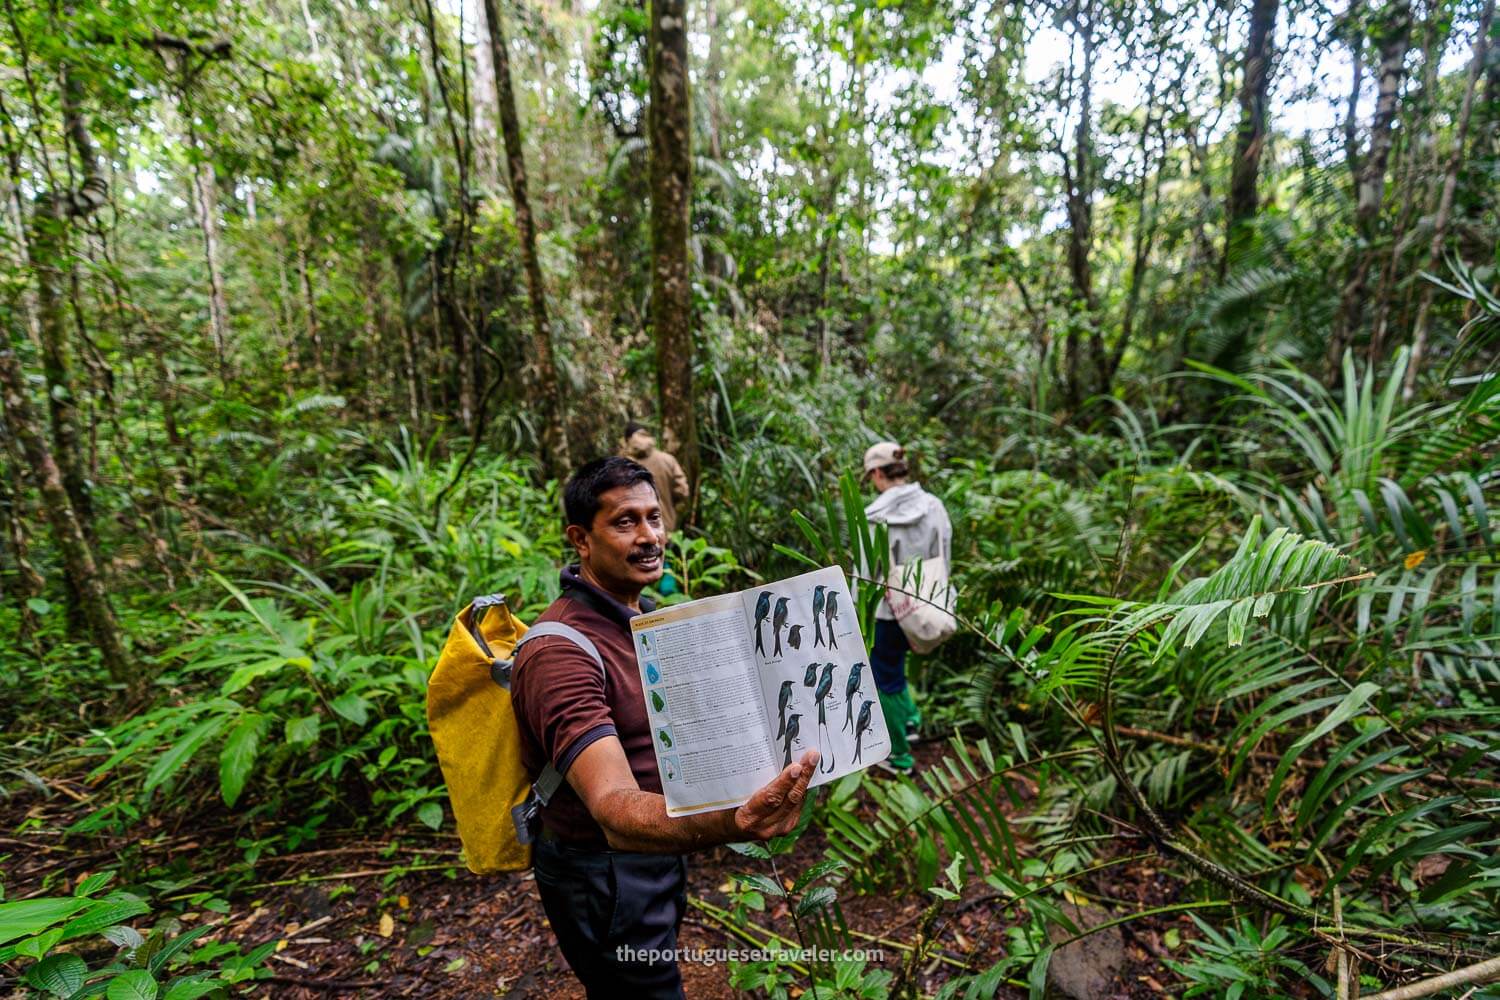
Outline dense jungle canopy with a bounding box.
[1,0,1497,996]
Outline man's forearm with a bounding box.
[594,787,742,853]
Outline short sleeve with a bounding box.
[511,635,617,774]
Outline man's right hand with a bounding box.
[733,751,820,840]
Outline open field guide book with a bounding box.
[629,565,891,816]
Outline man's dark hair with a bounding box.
[623,420,648,440]
[880,461,910,481]
[564,456,658,528]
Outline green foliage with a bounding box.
[1167,917,1330,999]
[1,875,270,998]
[62,443,569,840]
[2,0,1498,995]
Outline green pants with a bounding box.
[878,688,920,770]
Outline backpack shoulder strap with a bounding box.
[513,621,604,671]
[504,620,608,810]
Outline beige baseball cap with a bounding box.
[863,441,904,474]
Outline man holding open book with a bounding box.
[509,456,820,999]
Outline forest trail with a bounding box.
[4,741,1181,998]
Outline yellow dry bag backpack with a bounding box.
[426,592,604,873]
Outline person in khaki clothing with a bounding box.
[622,421,689,535]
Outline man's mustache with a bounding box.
[628,546,662,562]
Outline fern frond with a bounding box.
[1112,517,1357,661]
[825,736,1047,892]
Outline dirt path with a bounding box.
[3,743,1186,998]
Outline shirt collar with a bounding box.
[865,481,922,517]
[560,564,656,627]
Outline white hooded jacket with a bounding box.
[864,482,953,621]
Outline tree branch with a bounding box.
[1365,955,1500,1000]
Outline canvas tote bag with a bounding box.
[884,555,957,654]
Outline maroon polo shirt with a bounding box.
[511,566,660,847]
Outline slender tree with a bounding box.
[1332,0,1412,365]
[1403,0,1495,399]
[481,0,571,478]
[647,0,699,501]
[174,89,231,380]
[1060,1,1099,408]
[29,63,104,536]
[1223,0,1280,273]
[0,346,132,680]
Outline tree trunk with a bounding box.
[1403,0,1494,400]
[29,63,110,541]
[0,437,45,642]
[297,243,326,387]
[1372,0,1453,359]
[469,0,501,187]
[188,128,230,379]
[0,345,132,680]
[1223,0,1280,274]
[482,0,572,478]
[1343,4,1364,174]
[1332,0,1412,366]
[1113,76,1165,389]
[703,0,725,163]
[1062,8,1099,407]
[647,0,699,505]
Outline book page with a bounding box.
[741,566,890,786]
[630,594,780,817]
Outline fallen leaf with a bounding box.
[398,894,410,909]
[379,912,395,938]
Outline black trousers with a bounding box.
[532,835,688,999]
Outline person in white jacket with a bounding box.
[862,441,952,773]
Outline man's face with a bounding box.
[569,481,666,593]
[627,430,655,453]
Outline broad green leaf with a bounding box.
[330,692,371,726]
[75,871,116,898]
[58,893,151,941]
[220,658,294,696]
[106,969,159,1000]
[285,715,320,746]
[218,714,266,808]
[792,859,846,893]
[25,953,87,997]
[726,841,772,860]
[732,873,786,898]
[144,716,230,795]
[416,801,443,830]
[163,979,227,1000]
[0,898,88,946]
[14,927,64,959]
[795,885,837,916]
